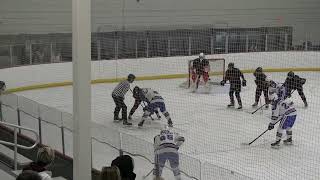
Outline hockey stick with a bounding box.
[142,168,154,179]
[241,129,269,146]
[251,89,296,114]
[242,118,282,146]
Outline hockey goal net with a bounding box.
[181,58,226,88]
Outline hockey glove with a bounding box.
[300,78,306,85]
[268,123,275,130]
[242,79,247,87]
[220,80,226,86]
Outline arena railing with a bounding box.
[0,93,253,179]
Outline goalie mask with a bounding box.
[199,53,205,60]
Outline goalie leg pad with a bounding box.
[203,72,209,82]
[191,71,196,83]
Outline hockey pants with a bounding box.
[276,115,296,141]
[154,152,181,180]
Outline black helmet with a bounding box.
[127,74,136,82]
[256,67,263,72]
[287,71,294,78]
[133,86,140,93]
[228,63,234,69]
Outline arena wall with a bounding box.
[0,51,319,92]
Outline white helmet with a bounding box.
[160,125,170,134]
[199,53,205,59]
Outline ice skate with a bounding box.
[227,103,235,108]
[252,102,258,107]
[283,138,293,145]
[271,140,281,149]
[304,101,308,108]
[128,115,132,120]
[237,105,243,110]
[123,119,132,126]
[138,120,145,127]
[167,119,173,127]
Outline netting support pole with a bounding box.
[146,38,149,58]
[225,35,228,54]
[50,42,53,63]
[115,39,119,59]
[245,35,249,52]
[135,39,138,58]
[38,107,42,144]
[29,43,33,65]
[97,40,101,60]
[210,36,214,54]
[188,36,191,56]
[9,45,13,66]
[284,34,288,51]
[119,132,123,156]
[168,39,171,56]
[265,34,268,51]
[61,112,66,156]
[304,36,308,51]
[72,0,92,179]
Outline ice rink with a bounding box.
[15,71,320,180]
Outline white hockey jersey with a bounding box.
[154,130,185,154]
[271,98,297,124]
[269,83,286,102]
[141,88,164,104]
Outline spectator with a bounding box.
[0,81,6,94]
[100,166,121,180]
[17,170,41,180]
[23,146,55,180]
[111,155,136,180]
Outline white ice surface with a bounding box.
[16,72,320,180]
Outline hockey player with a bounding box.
[252,67,269,108]
[220,63,246,109]
[190,53,210,90]
[284,71,308,107]
[153,128,185,180]
[0,81,6,94]
[268,84,297,148]
[111,74,135,125]
[128,86,161,120]
[135,87,173,127]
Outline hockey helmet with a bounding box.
[160,125,170,134]
[269,80,277,88]
[127,74,136,82]
[287,71,294,78]
[256,67,263,72]
[228,62,234,69]
[133,86,140,93]
[199,52,205,59]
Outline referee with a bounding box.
[112,74,135,125]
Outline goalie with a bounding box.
[190,53,210,90]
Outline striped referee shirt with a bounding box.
[112,80,130,98]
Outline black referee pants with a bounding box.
[112,95,127,120]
